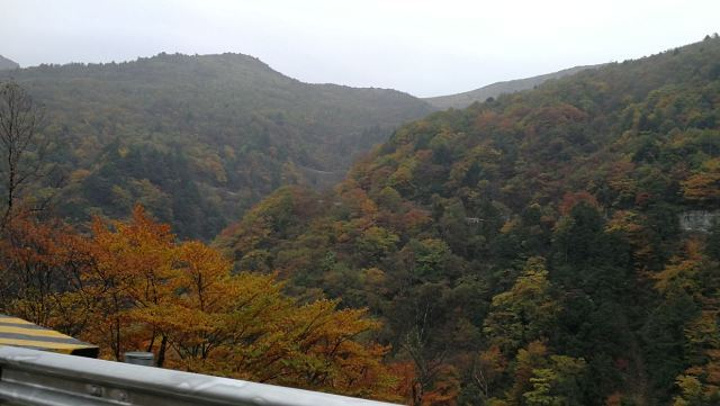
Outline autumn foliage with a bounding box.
[0,206,398,401]
[217,38,720,405]
[3,37,720,406]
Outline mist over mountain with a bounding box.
[2,0,720,404]
[0,55,19,70]
[5,32,720,405]
[0,52,433,238]
[425,64,603,109]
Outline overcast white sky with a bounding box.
[3,0,719,97]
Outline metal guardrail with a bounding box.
[0,346,402,406]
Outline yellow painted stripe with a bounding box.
[0,326,71,339]
[0,317,34,325]
[0,338,94,351]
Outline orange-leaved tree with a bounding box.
[0,211,90,327]
[26,206,399,401]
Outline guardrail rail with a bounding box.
[0,346,402,406]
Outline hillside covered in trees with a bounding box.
[0,53,433,238]
[219,37,720,404]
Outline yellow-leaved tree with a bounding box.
[3,206,398,401]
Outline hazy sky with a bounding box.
[3,0,719,97]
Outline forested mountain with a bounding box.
[0,55,19,70]
[425,64,601,110]
[218,37,720,404]
[0,53,433,238]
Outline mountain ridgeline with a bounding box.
[425,64,602,110]
[0,53,433,238]
[219,38,720,404]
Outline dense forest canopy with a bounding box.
[218,37,720,404]
[2,35,720,405]
[0,52,433,238]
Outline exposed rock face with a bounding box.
[679,210,720,232]
[0,55,19,71]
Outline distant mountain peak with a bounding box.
[0,55,20,71]
[425,64,603,110]
[0,49,432,239]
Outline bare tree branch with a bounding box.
[0,81,47,230]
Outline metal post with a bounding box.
[124,352,154,366]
